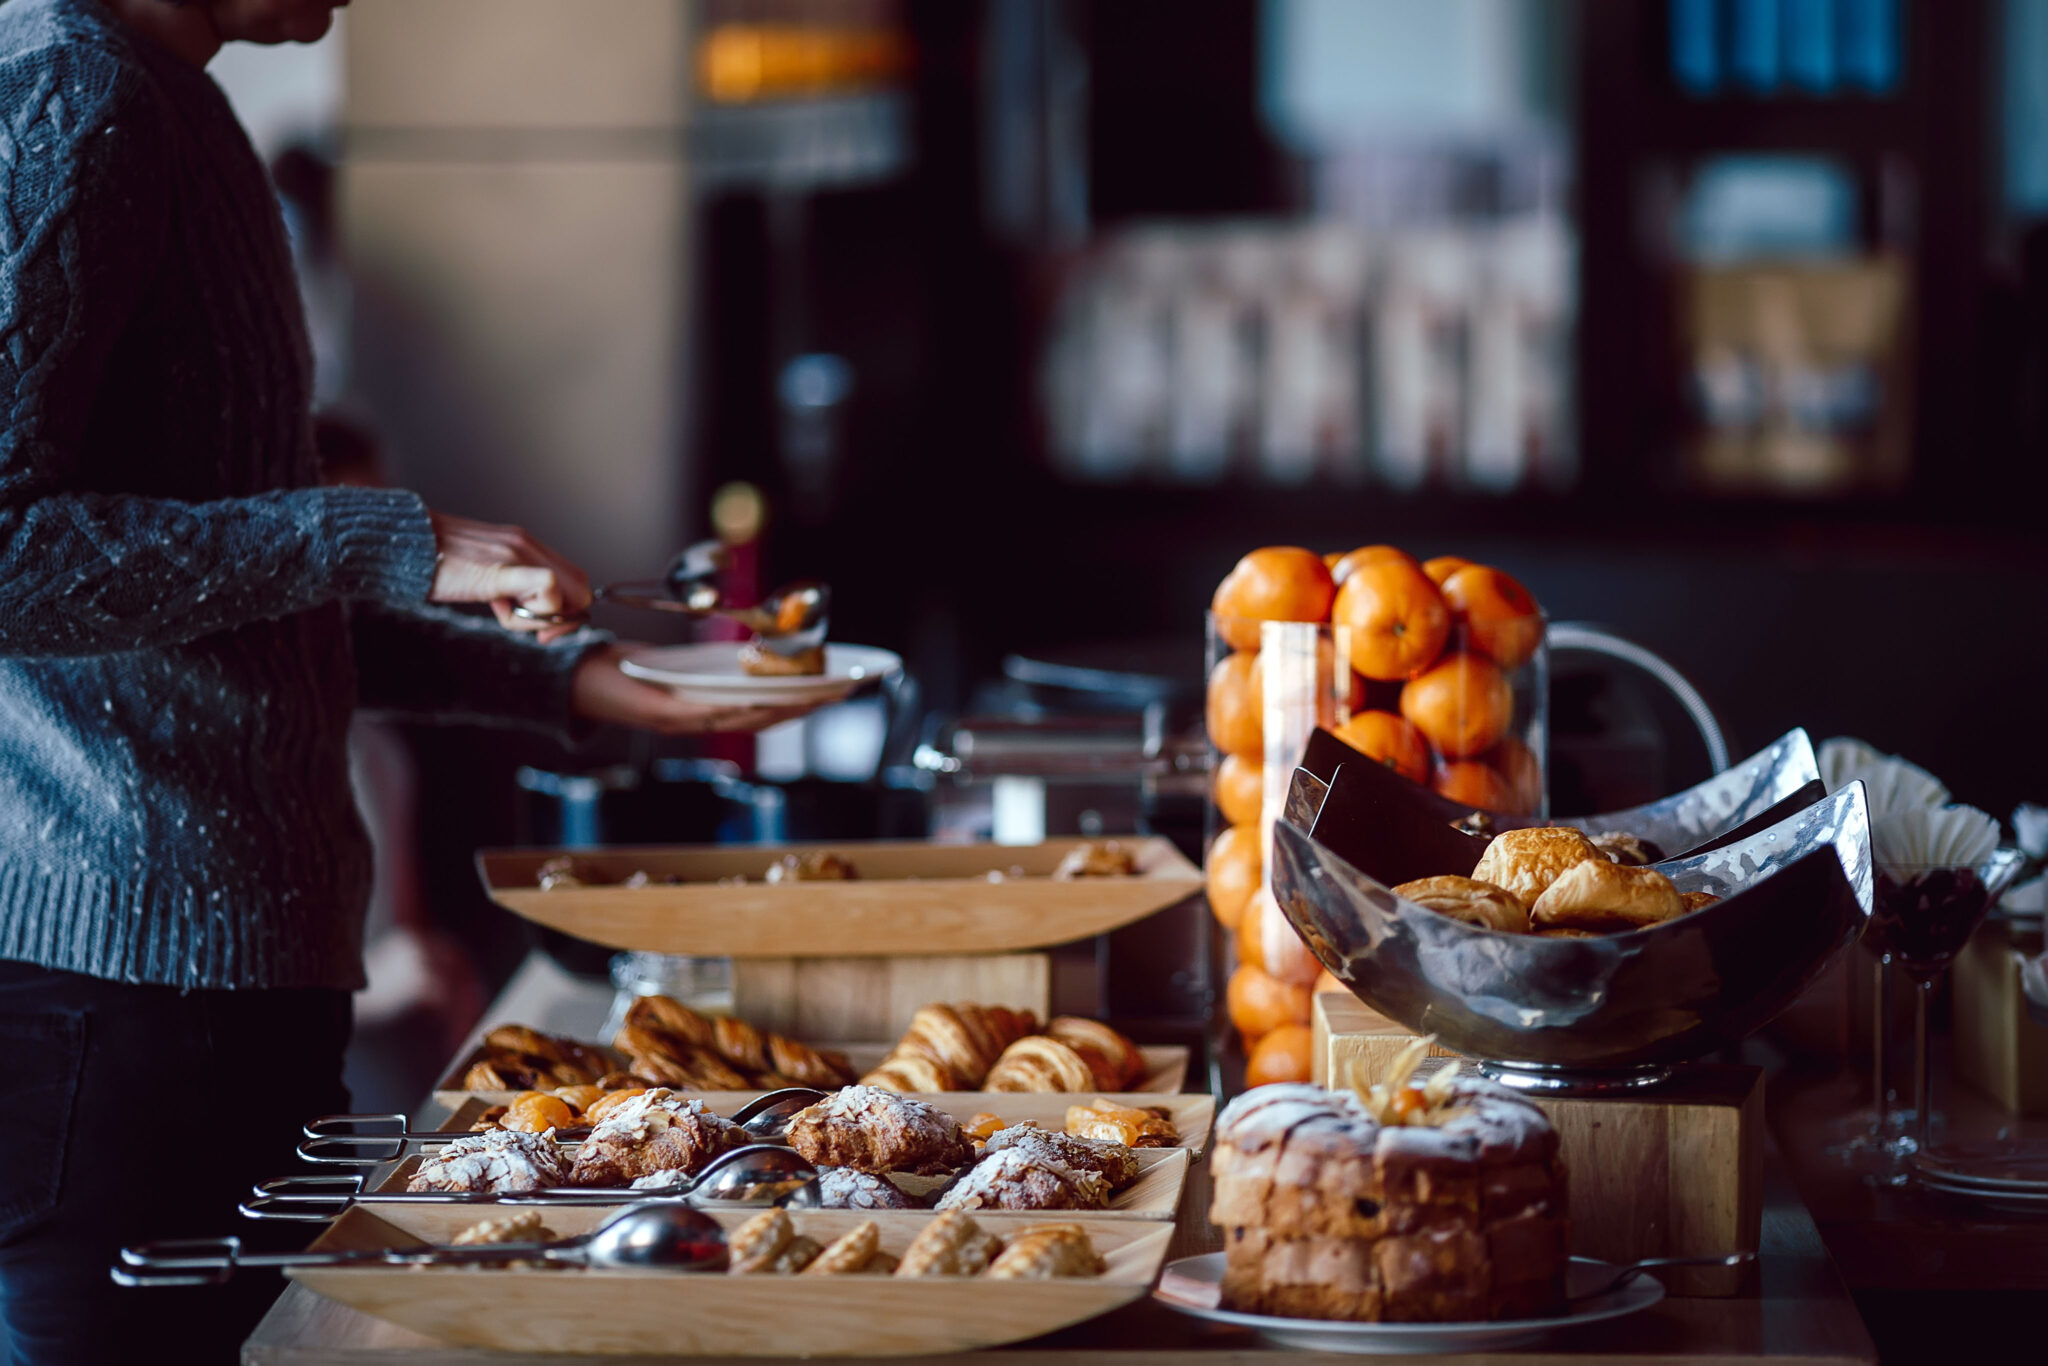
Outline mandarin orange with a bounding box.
[1328,544,1420,590]
[1214,752,1264,826]
[1488,734,1543,814]
[1422,555,1473,586]
[1245,887,1320,988]
[1205,650,1263,759]
[1440,565,1543,671]
[1433,759,1517,811]
[1400,652,1513,758]
[1227,962,1312,1040]
[1212,547,1337,653]
[1331,710,1432,785]
[1332,558,1451,682]
[1246,1024,1316,1086]
[1204,822,1261,930]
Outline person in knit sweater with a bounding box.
[0,2,810,1360]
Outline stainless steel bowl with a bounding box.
[1270,780,1873,1090]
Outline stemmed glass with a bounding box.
[1868,852,2026,1174]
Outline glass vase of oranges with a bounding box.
[1204,545,1548,1085]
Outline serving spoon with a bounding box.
[508,537,830,651]
[116,1202,731,1287]
[242,1145,820,1222]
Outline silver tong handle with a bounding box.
[114,1234,553,1284]
[299,1112,417,1166]
[240,1174,366,1222]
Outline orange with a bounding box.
[1245,887,1320,988]
[1422,555,1472,586]
[1227,963,1312,1040]
[1489,735,1543,814]
[1400,652,1513,759]
[1440,565,1543,671]
[1212,547,1337,652]
[1332,558,1451,682]
[1328,544,1419,590]
[1246,1024,1315,1086]
[1214,753,1264,826]
[1205,651,1262,759]
[1434,759,1516,811]
[1205,823,1261,930]
[1331,710,1431,785]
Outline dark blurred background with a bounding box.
[214,0,2048,1092]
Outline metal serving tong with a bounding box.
[242,1143,821,1223]
[295,1089,827,1166]
[117,1203,732,1286]
[508,536,829,651]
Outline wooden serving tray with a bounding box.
[290,1206,1174,1355]
[474,837,1202,957]
[432,1090,1217,1154]
[434,1042,1193,1097]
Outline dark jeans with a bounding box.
[0,961,351,1366]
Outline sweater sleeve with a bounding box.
[348,601,604,737]
[0,45,438,660]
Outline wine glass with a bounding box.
[1868,851,2026,1177]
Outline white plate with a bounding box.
[1153,1253,1664,1355]
[620,643,901,706]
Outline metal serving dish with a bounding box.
[1270,773,1873,1092]
[1295,727,1823,864]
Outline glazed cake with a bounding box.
[1209,1060,1568,1323]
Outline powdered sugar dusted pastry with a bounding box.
[984,1125,1140,1190]
[816,1166,924,1211]
[785,1085,974,1175]
[1469,827,1603,908]
[408,1130,570,1194]
[894,1211,1001,1277]
[934,1146,1111,1212]
[986,1222,1105,1280]
[1391,875,1530,934]
[1529,858,1684,933]
[567,1089,747,1187]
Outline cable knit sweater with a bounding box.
[0,0,590,990]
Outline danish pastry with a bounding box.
[894,1211,1001,1277]
[1529,858,1684,933]
[985,1036,1101,1092]
[986,1223,1105,1280]
[741,641,826,678]
[567,1089,748,1187]
[785,1085,975,1175]
[1391,876,1530,934]
[624,994,718,1049]
[1469,827,1603,907]
[499,1092,578,1134]
[1053,839,1139,879]
[1065,1098,1178,1148]
[985,1125,1139,1190]
[935,1146,1112,1212]
[408,1130,570,1194]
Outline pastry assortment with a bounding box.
[459,1024,630,1093]
[715,1209,1102,1280]
[1396,824,1720,938]
[1208,543,1549,1082]
[1210,1043,1568,1323]
[614,994,857,1090]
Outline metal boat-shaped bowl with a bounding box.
[1295,727,1822,863]
[1270,780,1873,1078]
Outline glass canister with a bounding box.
[1202,548,1548,1083]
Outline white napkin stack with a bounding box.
[1817,736,2001,884]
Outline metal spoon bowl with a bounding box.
[730,1087,827,1140]
[115,1202,731,1286]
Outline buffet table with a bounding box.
[241,954,1879,1365]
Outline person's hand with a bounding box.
[570,643,818,735]
[428,511,592,644]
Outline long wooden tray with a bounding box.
[434,1042,1193,1097]
[474,837,1202,957]
[432,1090,1217,1155]
[291,1206,1174,1356]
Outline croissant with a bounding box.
[984,1036,1097,1092]
[1043,1017,1144,1090]
[887,1004,1039,1087]
[858,1054,961,1093]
